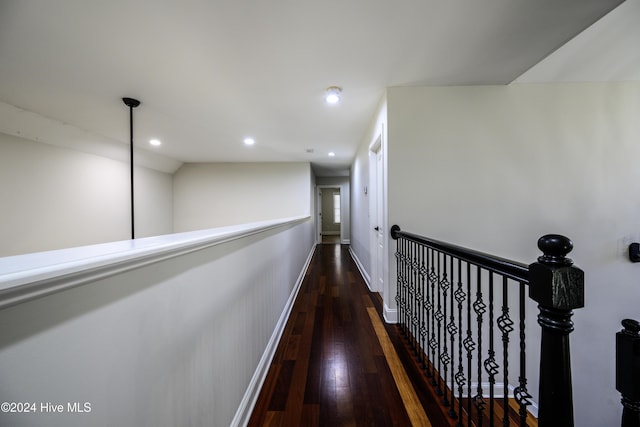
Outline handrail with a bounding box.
[391,225,529,283]
[0,215,310,309]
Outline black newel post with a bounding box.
[528,235,584,427]
[617,319,640,427]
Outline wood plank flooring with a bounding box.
[247,244,450,427]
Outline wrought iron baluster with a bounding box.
[428,247,438,382]
[436,251,444,396]
[398,237,403,336]
[424,246,432,377]
[447,255,456,415]
[409,240,416,352]
[398,237,404,336]
[419,244,426,369]
[514,282,531,427]
[403,237,409,338]
[405,237,410,338]
[394,238,403,337]
[464,263,475,427]
[497,276,514,427]
[440,253,451,405]
[484,272,498,427]
[474,267,486,427]
[454,258,466,426]
[404,240,410,342]
[411,243,420,358]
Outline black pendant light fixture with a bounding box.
[122,97,140,240]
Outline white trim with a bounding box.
[0,215,310,309]
[446,381,506,398]
[384,304,397,323]
[230,244,316,427]
[349,246,371,290]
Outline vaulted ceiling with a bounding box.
[0,0,634,175]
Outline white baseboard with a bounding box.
[230,244,316,427]
[384,303,398,323]
[348,246,371,290]
[444,381,506,398]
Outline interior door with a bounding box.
[370,137,384,294]
[375,149,384,293]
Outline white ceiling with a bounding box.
[0,0,633,175]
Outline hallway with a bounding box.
[247,244,450,427]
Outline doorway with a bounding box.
[318,187,341,244]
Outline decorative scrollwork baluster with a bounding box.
[409,240,418,352]
[497,276,514,427]
[484,272,498,423]
[435,251,445,397]
[419,246,428,371]
[440,254,451,406]
[394,240,403,338]
[473,267,486,427]
[454,259,466,426]
[515,282,531,426]
[429,249,439,388]
[427,247,437,381]
[465,263,475,427]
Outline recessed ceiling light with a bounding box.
[325,86,342,104]
[243,137,255,146]
[328,151,336,157]
[149,139,161,146]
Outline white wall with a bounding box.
[0,133,173,257]
[0,218,315,427]
[350,98,387,291]
[173,162,312,232]
[386,82,640,427]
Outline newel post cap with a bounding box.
[621,319,640,336]
[529,234,584,310]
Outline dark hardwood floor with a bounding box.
[247,244,450,427]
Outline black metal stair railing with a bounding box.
[391,225,584,427]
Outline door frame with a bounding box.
[316,184,346,244]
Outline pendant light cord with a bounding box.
[122,97,140,240]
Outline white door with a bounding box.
[370,136,384,294]
[375,149,384,293]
